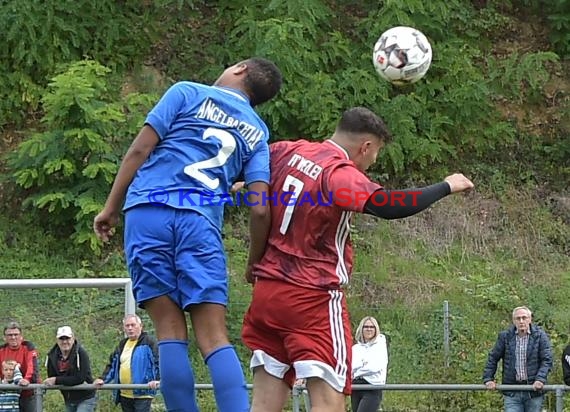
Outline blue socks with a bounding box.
[205,344,250,412]
[158,341,249,412]
[158,340,199,412]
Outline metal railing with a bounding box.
[294,384,570,412]
[1,383,569,412]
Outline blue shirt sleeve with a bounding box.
[243,141,270,185]
[145,82,193,140]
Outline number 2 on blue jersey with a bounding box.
[184,127,237,190]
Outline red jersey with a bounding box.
[253,139,381,290]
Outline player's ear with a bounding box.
[232,63,248,75]
[361,140,373,155]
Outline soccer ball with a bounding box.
[372,26,432,86]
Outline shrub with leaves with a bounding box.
[0,0,157,125]
[8,60,157,253]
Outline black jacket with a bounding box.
[561,344,570,385]
[45,340,96,403]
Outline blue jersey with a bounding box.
[124,82,271,229]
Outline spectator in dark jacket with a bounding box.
[483,306,553,412]
[94,314,159,412]
[44,326,96,412]
[561,343,570,386]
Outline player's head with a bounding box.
[214,57,282,107]
[332,107,392,171]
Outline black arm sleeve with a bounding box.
[363,182,451,219]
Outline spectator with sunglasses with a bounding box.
[351,316,388,412]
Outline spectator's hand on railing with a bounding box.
[93,379,104,389]
[533,381,544,391]
[484,381,496,390]
[43,377,56,386]
[148,380,160,390]
[18,378,30,386]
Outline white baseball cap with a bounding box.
[56,326,73,338]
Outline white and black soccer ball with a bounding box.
[372,26,432,86]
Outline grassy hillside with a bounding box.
[345,190,569,411]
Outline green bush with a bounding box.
[7,60,157,253]
[0,0,154,125]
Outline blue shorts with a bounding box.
[124,205,228,310]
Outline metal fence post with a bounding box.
[34,386,43,412]
[443,300,450,367]
[124,279,136,315]
[302,389,311,411]
[292,385,301,412]
[556,387,564,412]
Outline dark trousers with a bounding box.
[119,396,153,412]
[20,395,38,412]
[351,378,383,412]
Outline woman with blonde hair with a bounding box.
[351,316,388,412]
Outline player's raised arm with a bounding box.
[363,173,474,220]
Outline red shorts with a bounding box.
[241,279,353,394]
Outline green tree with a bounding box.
[8,60,157,252]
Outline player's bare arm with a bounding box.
[363,173,474,220]
[245,181,271,283]
[94,125,160,241]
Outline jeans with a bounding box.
[119,396,153,412]
[503,392,544,412]
[64,396,97,412]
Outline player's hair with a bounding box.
[242,57,282,107]
[354,315,381,344]
[336,107,392,143]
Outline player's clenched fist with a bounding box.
[444,173,474,194]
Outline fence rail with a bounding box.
[2,383,569,412]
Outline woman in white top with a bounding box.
[351,316,388,412]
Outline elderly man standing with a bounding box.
[483,306,553,412]
[0,321,40,412]
[94,314,159,412]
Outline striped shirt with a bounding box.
[515,331,530,381]
[0,391,20,411]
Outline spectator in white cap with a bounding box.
[44,326,97,412]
